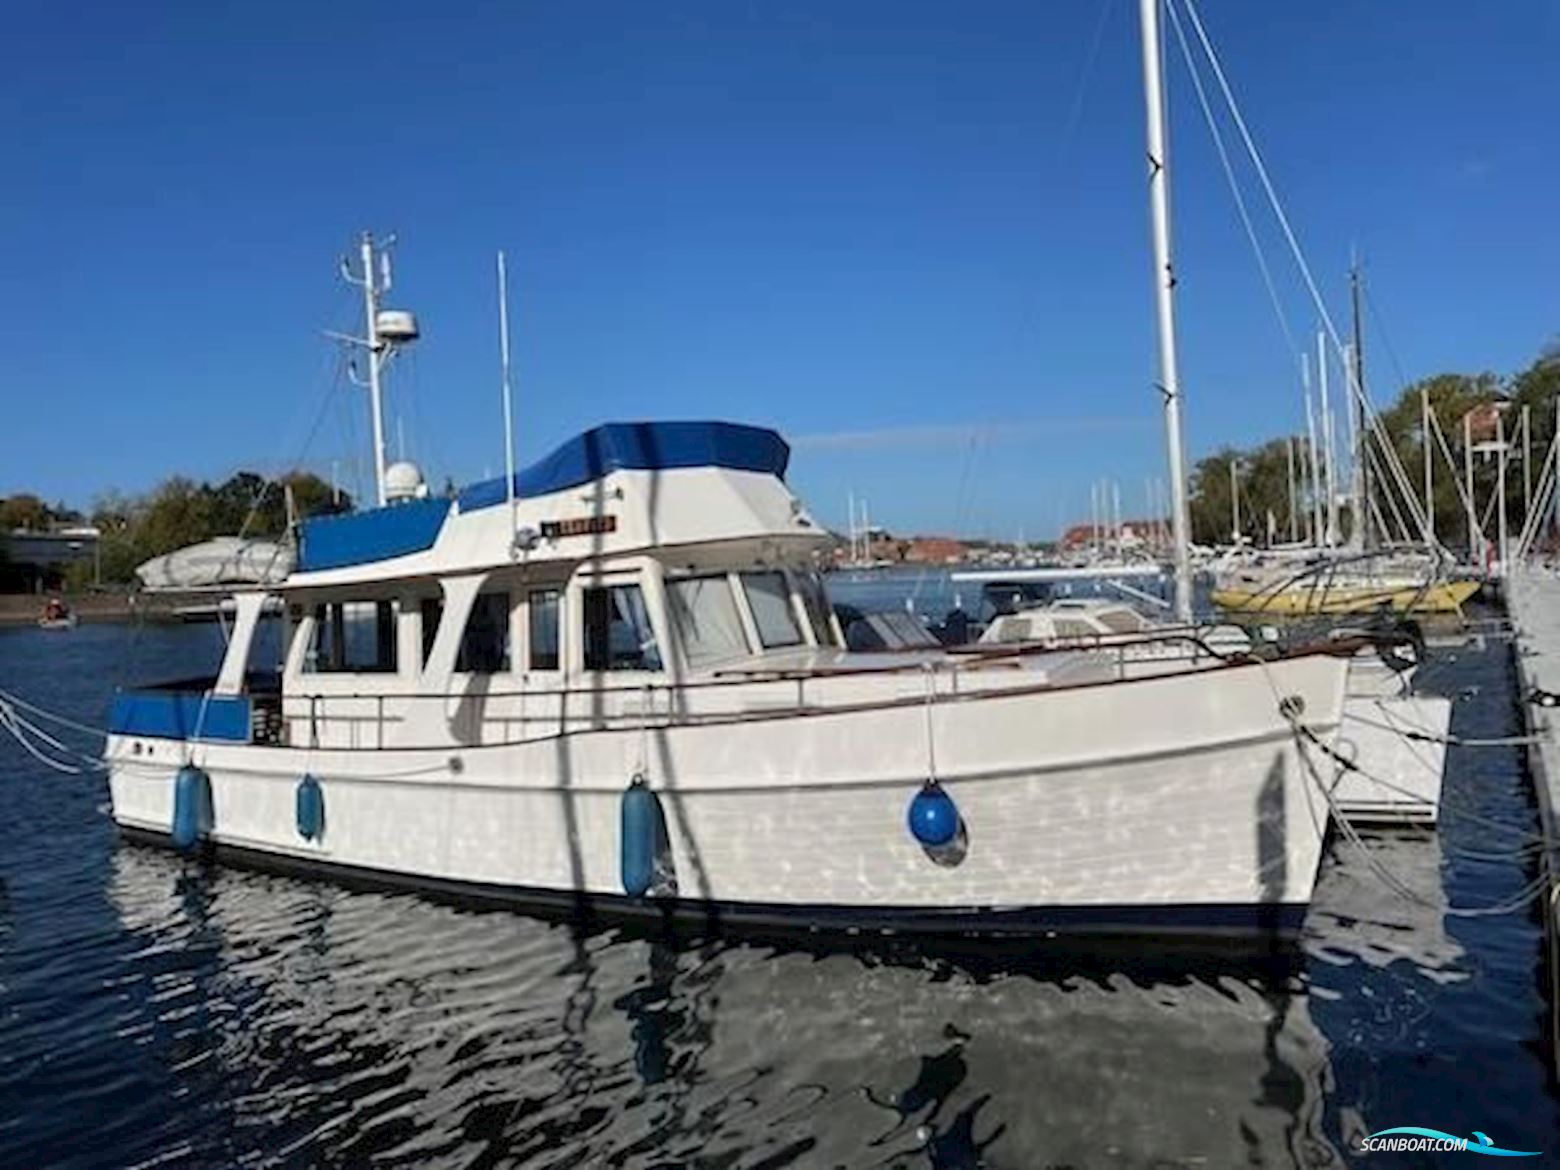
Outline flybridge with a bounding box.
[455,421,790,512]
[296,420,791,574]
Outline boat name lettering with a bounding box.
[542,516,617,539]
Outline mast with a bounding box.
[360,233,389,507]
[1304,388,1322,544]
[1113,480,1123,557]
[1348,265,1370,550]
[1317,330,1338,546]
[331,232,417,508]
[497,251,518,552]
[1421,385,1435,547]
[1464,410,1478,564]
[1138,0,1194,622]
[1229,459,1241,544]
[1286,435,1298,543]
[1496,409,1509,575]
[1523,402,1533,524]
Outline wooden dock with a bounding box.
[1504,569,1560,1062]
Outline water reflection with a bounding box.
[4,619,1557,1168]
[105,846,1348,1167]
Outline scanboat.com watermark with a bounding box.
[1357,1127,1538,1157]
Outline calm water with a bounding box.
[1,601,1556,1168]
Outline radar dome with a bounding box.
[384,461,428,502]
[376,309,420,343]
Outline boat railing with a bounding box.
[275,628,1250,750]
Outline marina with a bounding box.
[3,0,1559,1164]
[2,598,1557,1165]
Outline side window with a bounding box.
[667,574,749,668]
[741,571,802,649]
[528,589,561,671]
[582,584,663,672]
[796,571,837,647]
[457,592,512,673]
[306,600,398,673]
[420,597,443,666]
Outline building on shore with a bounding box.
[1,526,101,593]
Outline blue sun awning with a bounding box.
[457,421,789,513]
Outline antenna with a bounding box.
[330,231,419,508]
[497,251,519,555]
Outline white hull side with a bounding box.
[107,655,1346,922]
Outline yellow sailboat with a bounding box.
[1211,576,1480,616]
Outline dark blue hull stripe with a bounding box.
[119,825,1305,947]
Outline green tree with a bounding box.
[0,494,49,531]
[283,471,351,523]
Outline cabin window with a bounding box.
[740,571,802,649]
[307,600,398,673]
[1054,618,1097,639]
[667,575,749,668]
[582,584,662,672]
[455,591,511,673]
[796,571,837,647]
[528,589,561,671]
[1096,608,1148,634]
[420,598,443,665]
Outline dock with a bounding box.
[1503,569,1560,1060]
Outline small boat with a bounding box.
[1210,549,1480,616]
[37,598,78,630]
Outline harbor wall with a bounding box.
[1504,571,1560,1074]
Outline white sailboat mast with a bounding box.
[1346,267,1369,551]
[1229,459,1241,544]
[1304,388,1322,545]
[1138,0,1194,622]
[497,251,519,550]
[1318,330,1338,545]
[1422,385,1435,547]
[360,233,389,508]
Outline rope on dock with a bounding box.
[1287,714,1557,917]
[1346,707,1550,750]
[0,688,108,775]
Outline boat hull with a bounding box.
[106,654,1348,941]
[117,823,1305,943]
[1211,579,1480,616]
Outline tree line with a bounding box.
[0,471,350,586]
[1187,341,1560,551]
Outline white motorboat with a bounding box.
[101,5,1363,943]
[107,416,1352,939]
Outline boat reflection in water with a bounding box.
[101,838,1475,1167]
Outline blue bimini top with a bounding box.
[457,420,790,513]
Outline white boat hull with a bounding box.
[107,654,1348,939]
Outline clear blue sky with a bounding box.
[3,1,1556,539]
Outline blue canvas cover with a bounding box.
[297,497,452,573]
[458,421,789,512]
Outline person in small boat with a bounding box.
[42,597,70,622]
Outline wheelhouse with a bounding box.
[110,422,861,752]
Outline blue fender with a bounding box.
[296,774,325,841]
[171,765,212,851]
[621,779,670,897]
